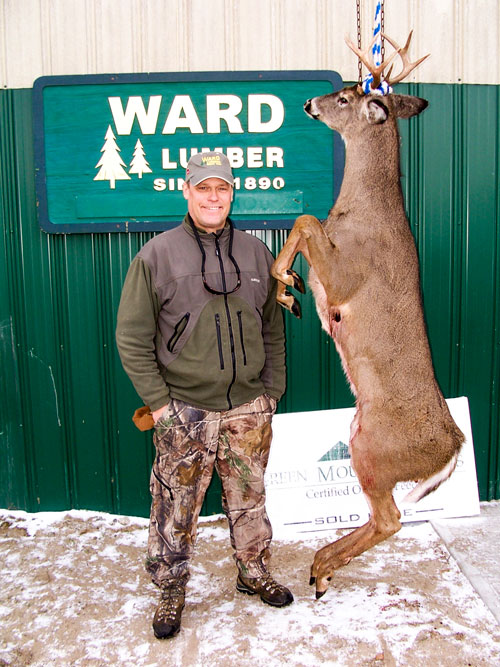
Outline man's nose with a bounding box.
[207,189,218,200]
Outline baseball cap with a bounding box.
[185,151,234,186]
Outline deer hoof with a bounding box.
[277,291,301,318]
[313,575,333,600]
[310,575,328,599]
[311,553,335,598]
[286,269,306,294]
[290,295,302,319]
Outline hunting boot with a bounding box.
[152,579,186,639]
[236,572,294,607]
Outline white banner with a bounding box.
[265,397,480,540]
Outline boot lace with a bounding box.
[156,583,185,623]
[254,573,286,594]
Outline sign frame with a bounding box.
[33,70,344,234]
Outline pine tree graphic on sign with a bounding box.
[94,125,131,189]
[129,139,152,178]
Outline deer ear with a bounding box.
[390,94,428,119]
[363,98,389,125]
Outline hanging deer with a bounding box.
[271,33,464,599]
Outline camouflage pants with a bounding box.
[146,393,277,586]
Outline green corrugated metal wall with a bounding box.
[1,83,499,517]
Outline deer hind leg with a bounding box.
[310,490,401,599]
[271,214,332,318]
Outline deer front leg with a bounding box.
[271,214,332,318]
[310,490,402,598]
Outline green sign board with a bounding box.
[33,71,343,233]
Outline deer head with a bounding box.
[304,31,429,141]
[304,87,428,142]
[344,31,430,93]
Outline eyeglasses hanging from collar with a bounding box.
[188,216,242,296]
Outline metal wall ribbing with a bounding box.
[1,83,499,516]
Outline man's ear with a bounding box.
[182,181,190,201]
[363,97,389,125]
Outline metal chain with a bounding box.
[356,0,386,85]
[356,0,362,85]
[380,0,385,62]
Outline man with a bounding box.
[116,151,292,640]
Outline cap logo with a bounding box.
[201,155,222,166]
[185,151,234,186]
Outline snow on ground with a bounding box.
[0,505,499,666]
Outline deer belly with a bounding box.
[333,336,357,398]
[308,269,342,337]
[308,270,356,395]
[308,270,329,332]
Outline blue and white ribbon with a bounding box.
[362,1,392,95]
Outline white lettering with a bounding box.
[162,96,204,134]
[266,146,284,167]
[247,147,263,168]
[179,147,196,168]
[153,178,166,191]
[160,146,286,172]
[248,94,284,133]
[109,94,286,136]
[162,149,177,169]
[226,147,245,168]
[109,95,162,135]
[206,95,244,133]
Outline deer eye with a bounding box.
[338,96,349,107]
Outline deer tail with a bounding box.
[402,451,459,504]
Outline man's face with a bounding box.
[183,177,233,233]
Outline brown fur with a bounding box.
[271,86,464,598]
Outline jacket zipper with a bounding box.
[214,313,224,370]
[166,312,190,353]
[237,311,247,366]
[214,235,236,409]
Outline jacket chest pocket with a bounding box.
[237,311,247,366]
[167,313,190,353]
[215,313,225,369]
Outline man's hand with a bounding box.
[152,404,169,424]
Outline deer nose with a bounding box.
[304,99,319,119]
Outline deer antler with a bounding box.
[382,32,430,86]
[344,31,430,91]
[344,33,399,90]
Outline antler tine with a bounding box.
[344,34,400,91]
[382,31,430,86]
